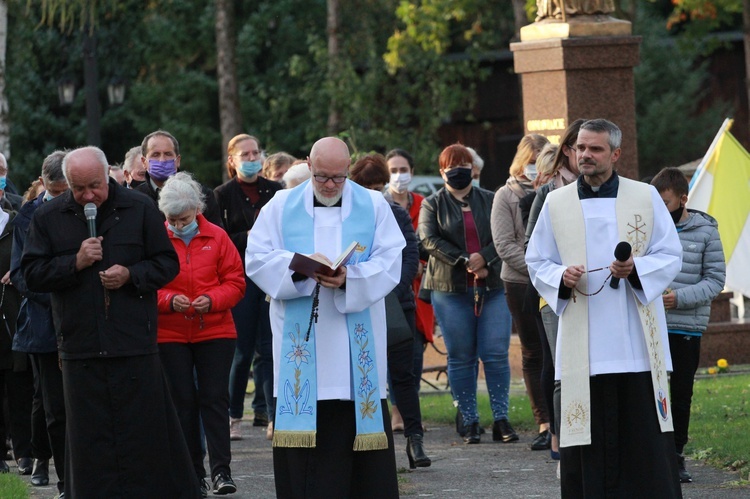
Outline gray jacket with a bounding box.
[666,210,726,334]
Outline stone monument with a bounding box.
[511,1,641,179]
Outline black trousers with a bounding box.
[560,372,682,498]
[668,334,701,454]
[159,339,235,480]
[0,363,34,460]
[504,281,549,426]
[537,313,556,436]
[273,399,399,499]
[30,352,66,492]
[62,355,199,498]
[388,309,423,437]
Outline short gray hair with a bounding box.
[158,171,205,216]
[62,146,109,184]
[580,119,622,150]
[41,150,67,184]
[282,162,311,188]
[466,147,484,171]
[123,146,142,172]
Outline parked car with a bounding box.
[409,175,444,197]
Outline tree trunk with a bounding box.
[744,0,750,136]
[83,29,101,147]
[0,1,10,157]
[216,0,242,180]
[326,0,340,135]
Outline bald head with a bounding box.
[308,137,350,206]
[63,147,111,207]
[310,137,350,167]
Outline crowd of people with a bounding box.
[0,118,726,498]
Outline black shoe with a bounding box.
[17,457,33,475]
[677,454,692,483]
[199,477,209,497]
[253,412,269,427]
[406,434,432,469]
[492,419,519,443]
[30,459,49,486]
[455,409,484,437]
[464,422,481,444]
[0,460,8,473]
[213,471,237,495]
[530,429,551,450]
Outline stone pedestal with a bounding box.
[510,36,641,180]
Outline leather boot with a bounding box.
[406,434,432,469]
[31,459,49,486]
[464,422,481,444]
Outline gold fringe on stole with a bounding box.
[272,431,316,448]
[353,432,388,451]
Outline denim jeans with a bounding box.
[432,287,512,424]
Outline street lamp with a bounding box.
[58,77,76,106]
[107,77,126,106]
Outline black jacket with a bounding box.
[213,176,283,263]
[0,210,22,370]
[135,171,223,228]
[10,194,56,353]
[390,202,419,312]
[419,186,502,293]
[22,179,180,360]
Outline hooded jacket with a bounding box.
[666,209,726,334]
[157,214,245,343]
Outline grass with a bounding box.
[420,374,750,482]
[0,473,28,498]
[420,391,537,432]
[687,373,750,483]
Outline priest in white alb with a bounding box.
[526,119,683,497]
[246,137,404,498]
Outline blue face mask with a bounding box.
[169,219,199,238]
[0,177,6,191]
[43,191,55,202]
[238,160,262,178]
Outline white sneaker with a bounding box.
[266,421,274,441]
[230,417,243,441]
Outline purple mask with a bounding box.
[148,159,177,181]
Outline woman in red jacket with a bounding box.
[156,172,246,497]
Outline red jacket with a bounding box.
[157,214,246,343]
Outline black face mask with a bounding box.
[128,179,145,189]
[444,167,473,190]
[669,205,684,225]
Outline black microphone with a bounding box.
[609,241,632,289]
[84,203,97,238]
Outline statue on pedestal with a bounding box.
[520,0,629,41]
[536,0,615,22]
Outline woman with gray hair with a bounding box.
[157,172,246,496]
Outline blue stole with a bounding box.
[275,181,387,451]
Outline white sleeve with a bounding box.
[525,199,569,316]
[246,198,317,300]
[333,195,405,314]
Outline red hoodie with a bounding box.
[157,214,246,343]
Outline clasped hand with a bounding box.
[309,252,347,289]
[76,237,131,289]
[172,294,211,314]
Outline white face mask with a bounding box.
[389,172,412,193]
[524,164,537,181]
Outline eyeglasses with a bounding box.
[312,174,347,184]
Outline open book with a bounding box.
[288,241,358,279]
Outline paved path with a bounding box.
[23,420,750,498]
